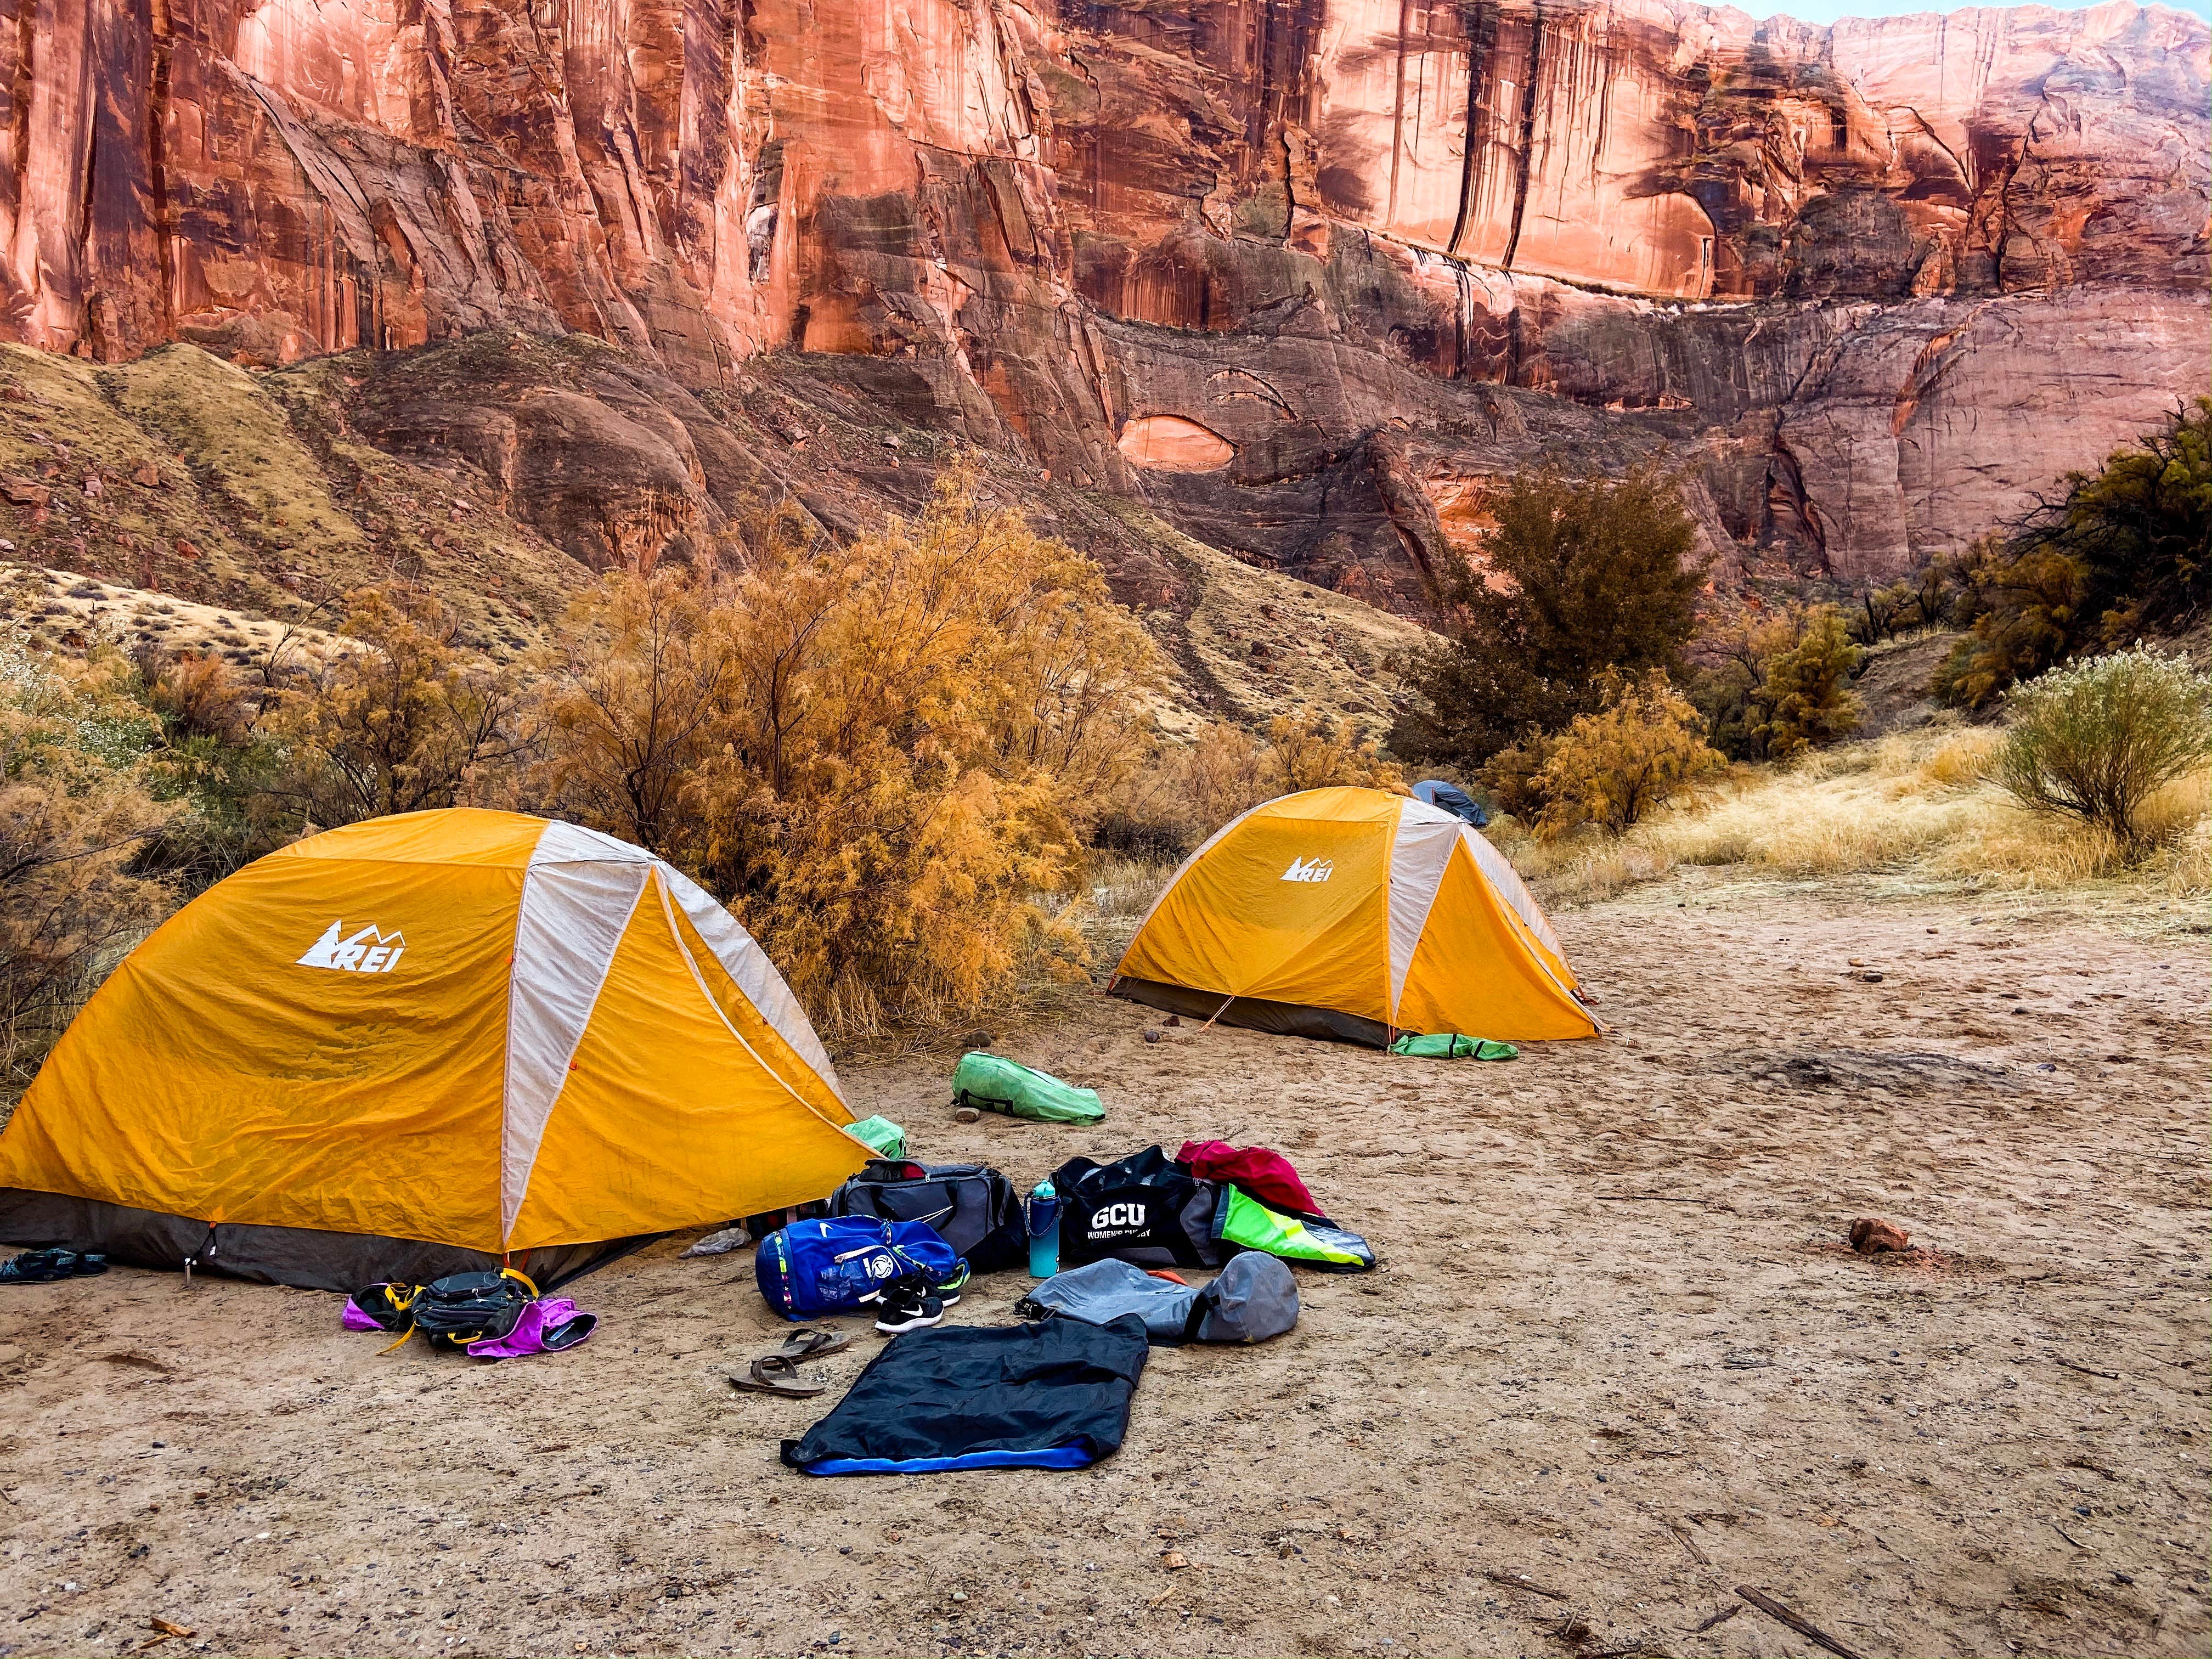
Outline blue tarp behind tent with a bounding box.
[1412,778,1489,826]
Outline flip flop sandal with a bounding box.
[770,1326,852,1362]
[727,1356,824,1398]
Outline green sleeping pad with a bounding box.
[951,1051,1105,1124]
[1213,1186,1376,1272]
[1388,1032,1517,1060]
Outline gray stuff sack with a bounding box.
[1018,1251,1299,1345]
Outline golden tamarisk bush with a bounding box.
[0,643,178,1092]
[1092,708,1405,856]
[1694,602,1865,761]
[266,585,536,828]
[1486,672,1724,840]
[544,467,1163,1032]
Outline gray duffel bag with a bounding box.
[1018,1251,1299,1345]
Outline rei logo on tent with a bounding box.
[296,921,408,974]
[1280,856,1334,884]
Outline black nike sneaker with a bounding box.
[871,1279,945,1335]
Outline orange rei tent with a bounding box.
[0,810,865,1289]
[1112,786,1598,1046]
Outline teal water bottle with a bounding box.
[1025,1178,1060,1279]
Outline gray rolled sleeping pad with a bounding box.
[1019,1251,1299,1344]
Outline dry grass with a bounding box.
[1486,823,1677,904]
[1057,853,1177,968]
[1509,720,2212,907]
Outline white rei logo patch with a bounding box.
[296,921,408,974]
[1280,856,1334,883]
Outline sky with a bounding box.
[1763,0,2209,20]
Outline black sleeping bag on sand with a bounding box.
[780,1316,1149,1475]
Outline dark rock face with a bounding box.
[2,0,2204,601]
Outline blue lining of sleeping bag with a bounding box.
[794,1445,1097,1476]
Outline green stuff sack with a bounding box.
[844,1115,908,1157]
[1389,1032,1517,1060]
[1212,1186,1376,1273]
[952,1051,1105,1125]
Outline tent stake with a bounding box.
[1198,992,1237,1032]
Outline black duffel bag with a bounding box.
[1052,1146,1222,1269]
[830,1160,1026,1272]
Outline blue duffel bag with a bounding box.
[755,1216,960,1321]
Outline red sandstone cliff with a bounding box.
[3,0,2206,600]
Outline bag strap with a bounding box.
[375,1286,424,1355]
[1180,1282,1219,1344]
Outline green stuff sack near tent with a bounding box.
[844,1115,908,1157]
[1389,1032,1517,1060]
[952,1051,1105,1124]
[1212,1186,1376,1273]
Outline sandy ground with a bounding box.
[0,869,2205,1659]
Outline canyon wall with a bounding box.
[3,0,2205,604]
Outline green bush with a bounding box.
[1392,464,1706,767]
[1993,651,2210,852]
[1756,607,1865,758]
[1696,602,1865,761]
[1931,541,2084,709]
[1487,672,1725,839]
[1937,400,2211,708]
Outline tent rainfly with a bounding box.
[0,809,864,1290]
[1111,787,1599,1046]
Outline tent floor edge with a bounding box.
[0,1188,654,1294]
[1108,978,1390,1048]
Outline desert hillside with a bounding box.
[0,336,1425,733]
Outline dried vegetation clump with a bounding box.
[1500,718,2210,909]
[0,644,178,1099]
[1090,708,1404,859]
[540,467,1166,1034]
